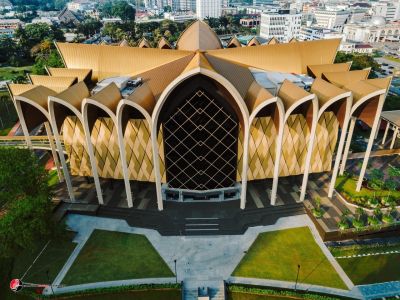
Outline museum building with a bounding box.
[7,21,391,210]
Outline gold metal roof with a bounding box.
[88,83,121,113]
[17,85,58,110]
[52,81,90,111]
[268,37,279,45]
[176,20,222,51]
[311,78,349,105]
[47,67,92,82]
[183,52,214,73]
[7,83,37,98]
[28,75,77,93]
[278,80,312,111]
[289,37,298,43]
[126,82,156,116]
[137,54,194,100]
[343,80,384,103]
[207,39,341,74]
[158,37,172,49]
[322,69,370,87]
[247,37,260,47]
[138,37,151,48]
[119,39,129,47]
[226,36,242,48]
[56,42,193,81]
[307,62,351,78]
[245,80,275,114]
[205,54,255,99]
[365,77,392,92]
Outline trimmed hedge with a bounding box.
[20,283,181,299]
[228,284,353,300]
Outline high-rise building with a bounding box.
[314,9,350,31]
[196,0,223,19]
[260,9,302,42]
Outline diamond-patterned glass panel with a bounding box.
[163,90,239,190]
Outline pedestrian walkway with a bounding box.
[44,214,354,296]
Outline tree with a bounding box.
[335,52,381,78]
[112,1,136,23]
[31,40,64,75]
[0,148,55,258]
[77,18,103,38]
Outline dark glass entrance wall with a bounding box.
[160,75,239,190]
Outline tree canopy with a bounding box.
[0,148,54,258]
[335,52,381,78]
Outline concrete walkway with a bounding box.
[44,214,356,296]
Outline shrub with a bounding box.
[352,218,364,230]
[382,214,395,224]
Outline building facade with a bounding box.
[314,9,350,31]
[260,9,301,42]
[343,18,400,43]
[7,21,391,212]
[196,0,222,19]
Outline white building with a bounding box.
[0,0,13,10]
[164,12,196,22]
[196,0,223,19]
[314,9,350,31]
[299,27,343,41]
[343,17,400,43]
[339,42,374,54]
[67,0,95,12]
[260,9,301,43]
[371,1,400,21]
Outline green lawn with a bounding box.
[228,292,297,300]
[0,66,32,81]
[337,254,400,285]
[62,230,174,286]
[11,232,77,283]
[384,56,400,63]
[335,175,400,199]
[232,227,347,290]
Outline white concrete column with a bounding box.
[14,101,32,148]
[339,117,356,175]
[48,110,76,202]
[270,115,285,206]
[390,126,399,150]
[374,117,381,140]
[151,125,163,211]
[240,126,250,210]
[299,101,318,202]
[328,98,352,198]
[116,111,133,208]
[356,95,386,191]
[382,121,390,145]
[81,114,104,205]
[44,121,64,182]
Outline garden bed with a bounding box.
[335,175,400,210]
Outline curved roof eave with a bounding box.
[307,62,352,78]
[176,20,223,51]
[310,78,352,120]
[46,67,92,82]
[322,69,370,87]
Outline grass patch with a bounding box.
[232,227,347,290]
[384,56,400,64]
[336,175,400,198]
[48,169,59,187]
[337,254,400,285]
[11,231,77,283]
[0,66,32,81]
[229,292,295,300]
[62,230,174,286]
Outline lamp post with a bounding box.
[174,259,177,284]
[294,264,300,292]
[46,270,54,295]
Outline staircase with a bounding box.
[182,280,226,300]
[184,217,220,235]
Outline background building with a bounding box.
[314,9,350,31]
[260,9,301,42]
[196,0,223,19]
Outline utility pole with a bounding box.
[294,264,300,292]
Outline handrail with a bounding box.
[0,136,65,151]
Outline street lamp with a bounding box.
[294,264,301,292]
[46,270,54,295]
[174,259,177,284]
